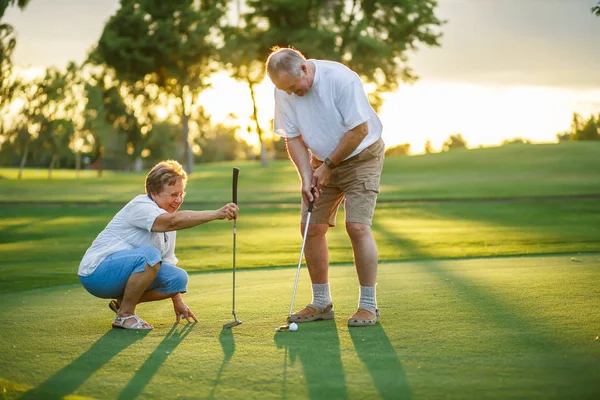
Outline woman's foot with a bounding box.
[112,314,153,330]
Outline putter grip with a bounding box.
[308,187,315,212]
[232,167,239,204]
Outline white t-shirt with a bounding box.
[78,194,178,276]
[273,59,383,161]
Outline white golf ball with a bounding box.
[289,322,298,332]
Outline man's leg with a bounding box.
[303,223,330,284]
[288,223,335,322]
[346,223,379,322]
[346,222,378,286]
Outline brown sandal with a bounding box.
[108,300,120,313]
[347,308,379,327]
[288,304,335,323]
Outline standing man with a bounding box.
[266,47,385,327]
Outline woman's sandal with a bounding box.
[108,300,120,313]
[112,315,153,330]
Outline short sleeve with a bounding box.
[273,89,301,139]
[128,201,167,232]
[335,80,372,131]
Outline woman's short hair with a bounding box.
[266,47,307,80]
[145,159,188,196]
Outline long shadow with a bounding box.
[371,219,600,397]
[208,328,236,399]
[274,320,347,400]
[117,322,196,400]
[20,329,148,399]
[0,215,60,243]
[349,324,411,400]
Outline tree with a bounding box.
[195,120,250,163]
[424,139,434,154]
[442,133,468,151]
[592,1,600,16]
[242,1,442,106]
[502,137,531,145]
[0,0,31,94]
[220,0,443,166]
[384,143,410,157]
[572,114,599,141]
[80,69,148,174]
[93,0,229,174]
[0,0,31,19]
[0,23,16,110]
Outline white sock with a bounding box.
[358,285,377,314]
[310,283,332,309]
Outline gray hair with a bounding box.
[145,159,188,196]
[266,47,306,80]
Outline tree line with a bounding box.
[0,0,444,178]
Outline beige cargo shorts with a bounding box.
[301,137,385,226]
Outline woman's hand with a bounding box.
[216,203,239,220]
[174,300,198,323]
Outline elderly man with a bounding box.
[266,47,385,327]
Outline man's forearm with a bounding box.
[326,122,368,166]
[286,136,312,182]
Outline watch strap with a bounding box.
[324,157,337,169]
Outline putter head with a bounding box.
[223,319,242,329]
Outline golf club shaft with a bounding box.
[232,218,237,316]
[231,167,239,318]
[289,198,314,316]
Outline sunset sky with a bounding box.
[4,0,600,152]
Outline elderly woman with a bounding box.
[78,160,238,330]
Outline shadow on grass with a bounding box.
[208,328,236,399]
[371,219,600,397]
[349,324,411,400]
[20,329,149,400]
[274,320,347,400]
[117,322,196,400]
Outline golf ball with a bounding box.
[289,322,298,332]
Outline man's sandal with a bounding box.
[108,300,120,313]
[112,315,153,330]
[288,304,335,323]
[347,308,379,327]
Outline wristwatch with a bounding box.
[324,157,337,169]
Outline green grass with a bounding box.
[1,142,600,399]
[0,254,598,399]
[1,199,600,293]
[1,142,600,204]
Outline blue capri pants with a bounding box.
[79,247,188,299]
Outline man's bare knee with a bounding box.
[302,223,328,239]
[346,222,371,240]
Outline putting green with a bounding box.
[1,254,599,399]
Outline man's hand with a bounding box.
[311,163,332,193]
[302,178,317,205]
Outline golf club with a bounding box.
[223,167,242,329]
[275,191,314,332]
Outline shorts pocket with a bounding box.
[364,181,379,193]
[365,138,384,158]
